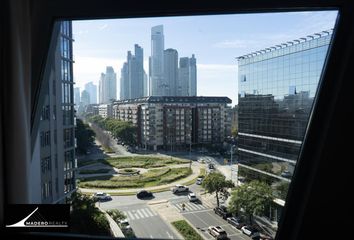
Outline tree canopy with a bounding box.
[76,118,95,154]
[228,180,273,224]
[202,172,234,206]
[88,116,137,145]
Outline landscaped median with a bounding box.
[172,220,203,240]
[78,167,192,189]
[77,155,195,191]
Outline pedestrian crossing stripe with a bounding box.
[123,208,157,221]
[174,202,207,212]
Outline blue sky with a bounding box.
[73,10,337,105]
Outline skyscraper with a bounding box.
[178,55,197,96]
[99,67,117,103]
[150,25,166,96]
[164,48,178,96]
[189,54,197,96]
[120,62,128,100]
[84,81,97,104]
[74,87,80,106]
[99,73,105,103]
[81,90,90,106]
[178,57,190,96]
[120,44,145,100]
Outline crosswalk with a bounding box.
[174,201,208,213]
[122,207,158,221]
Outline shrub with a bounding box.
[172,220,203,240]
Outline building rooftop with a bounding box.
[236,29,333,64]
[113,96,232,105]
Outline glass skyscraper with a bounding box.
[237,30,333,189]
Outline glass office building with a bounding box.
[237,30,333,188]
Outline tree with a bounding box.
[69,192,111,236]
[228,180,273,225]
[76,118,95,154]
[276,181,290,200]
[202,172,234,207]
[231,126,238,137]
[106,209,126,223]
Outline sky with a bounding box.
[72,10,338,105]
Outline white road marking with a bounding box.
[140,208,149,218]
[126,211,135,221]
[136,209,145,218]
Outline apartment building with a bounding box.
[112,96,231,151]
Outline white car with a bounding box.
[196,177,203,185]
[188,192,198,202]
[208,226,228,239]
[171,184,189,193]
[92,192,112,201]
[241,225,260,237]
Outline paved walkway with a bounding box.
[79,162,202,194]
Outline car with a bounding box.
[92,192,112,201]
[119,219,134,235]
[208,163,215,169]
[196,177,203,185]
[214,206,232,219]
[197,158,205,163]
[188,192,198,202]
[171,184,189,193]
[226,216,245,229]
[260,233,274,240]
[241,225,260,238]
[136,190,153,199]
[281,170,292,178]
[208,226,228,239]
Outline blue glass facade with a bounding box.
[60,21,76,194]
[237,31,332,189]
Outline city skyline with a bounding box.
[73,11,337,105]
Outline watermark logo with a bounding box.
[5,204,70,231]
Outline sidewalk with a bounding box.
[79,162,202,194]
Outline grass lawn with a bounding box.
[103,156,189,169]
[172,220,203,240]
[78,167,192,189]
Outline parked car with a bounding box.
[119,219,134,236]
[196,177,203,185]
[226,216,245,229]
[241,225,260,238]
[136,190,153,199]
[92,192,112,201]
[188,192,198,202]
[281,170,292,178]
[208,226,228,239]
[214,205,232,219]
[171,184,189,193]
[260,233,274,240]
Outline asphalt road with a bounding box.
[182,209,251,240]
[99,183,204,208]
[103,203,178,239]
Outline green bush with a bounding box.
[172,220,203,240]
